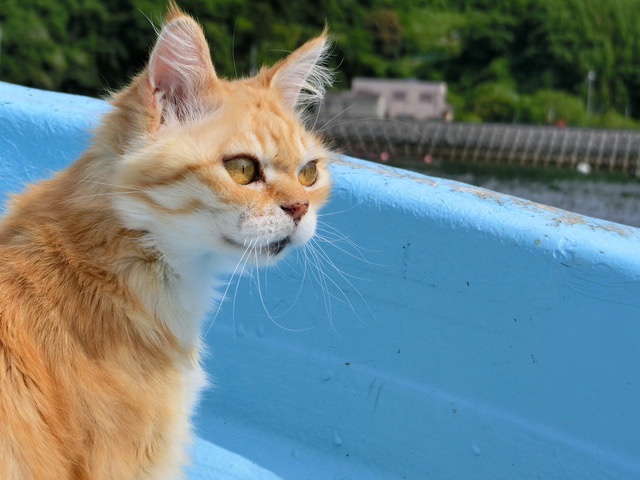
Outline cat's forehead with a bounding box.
[202,83,325,169]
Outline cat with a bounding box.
[0,4,331,479]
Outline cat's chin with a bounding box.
[222,235,291,259]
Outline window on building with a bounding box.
[420,92,434,102]
[392,91,406,101]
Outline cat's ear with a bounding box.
[146,7,216,124]
[267,31,332,113]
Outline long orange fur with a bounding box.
[0,5,331,479]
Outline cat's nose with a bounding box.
[281,202,309,222]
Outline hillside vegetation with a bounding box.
[2,0,640,127]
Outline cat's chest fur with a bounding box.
[0,233,208,479]
[0,4,332,478]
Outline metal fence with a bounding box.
[313,117,640,173]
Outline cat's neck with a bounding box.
[139,245,225,347]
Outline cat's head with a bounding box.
[103,6,332,269]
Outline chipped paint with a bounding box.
[551,213,633,236]
[451,183,508,204]
[332,156,439,187]
[336,156,637,238]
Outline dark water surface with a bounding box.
[383,159,640,228]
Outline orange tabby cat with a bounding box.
[0,5,331,479]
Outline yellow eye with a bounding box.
[224,158,257,185]
[298,161,318,187]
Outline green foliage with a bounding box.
[1,0,110,92]
[442,0,640,126]
[593,109,640,129]
[2,0,640,128]
[519,90,588,126]
[465,82,520,123]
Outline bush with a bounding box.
[595,110,640,129]
[465,82,520,123]
[519,90,588,126]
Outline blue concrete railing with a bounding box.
[1,81,639,479]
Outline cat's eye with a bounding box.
[298,161,318,187]
[224,157,257,185]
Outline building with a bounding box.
[321,78,451,121]
[322,90,386,119]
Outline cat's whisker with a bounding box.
[308,242,356,315]
[310,104,323,133]
[70,191,145,201]
[302,242,324,294]
[76,179,145,191]
[313,237,380,275]
[139,9,160,35]
[316,223,381,268]
[310,238,374,323]
[305,245,329,308]
[266,246,310,320]
[309,87,354,132]
[316,221,368,249]
[271,249,296,282]
[315,236,383,271]
[315,201,367,221]
[317,221,381,254]
[204,240,254,337]
[314,230,378,265]
[231,243,254,326]
[252,242,312,333]
[315,104,357,132]
[304,242,338,336]
[232,19,238,77]
[311,238,360,283]
[305,244,329,306]
[231,238,258,328]
[265,49,294,54]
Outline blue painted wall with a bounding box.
[1,82,639,480]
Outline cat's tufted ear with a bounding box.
[146,6,216,125]
[267,31,332,113]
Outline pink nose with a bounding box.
[281,202,309,222]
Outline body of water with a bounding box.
[384,159,640,228]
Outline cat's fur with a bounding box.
[0,5,331,479]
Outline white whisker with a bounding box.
[254,241,313,333]
[76,179,145,191]
[315,103,356,132]
[314,232,383,269]
[310,238,374,324]
[316,201,364,218]
[316,222,379,253]
[304,242,337,335]
[70,191,144,201]
[204,239,254,337]
[267,247,310,320]
[308,242,355,313]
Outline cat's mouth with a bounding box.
[223,236,290,256]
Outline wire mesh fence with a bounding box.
[313,117,640,174]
